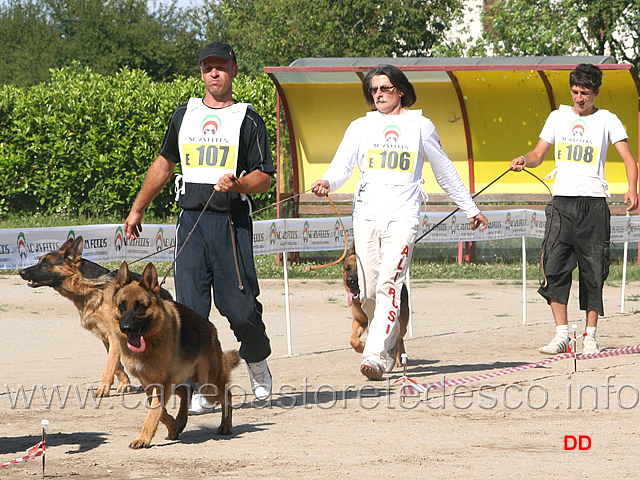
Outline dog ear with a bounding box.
[58,237,75,253]
[348,242,356,256]
[115,261,131,291]
[140,263,160,293]
[64,236,84,264]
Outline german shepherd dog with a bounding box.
[19,236,138,396]
[343,244,409,369]
[113,261,240,449]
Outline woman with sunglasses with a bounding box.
[311,64,488,380]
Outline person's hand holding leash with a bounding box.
[469,213,489,231]
[215,173,238,193]
[311,180,330,197]
[509,155,528,172]
[124,211,144,239]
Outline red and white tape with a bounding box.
[396,345,640,397]
[0,441,45,468]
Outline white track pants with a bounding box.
[353,217,418,365]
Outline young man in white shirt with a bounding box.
[510,63,638,355]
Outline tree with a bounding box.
[469,0,639,71]
[0,0,62,86]
[195,0,463,75]
[0,0,203,86]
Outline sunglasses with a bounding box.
[369,85,395,95]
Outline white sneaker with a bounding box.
[247,360,272,400]
[187,393,216,415]
[539,335,569,355]
[582,336,600,354]
[360,356,384,380]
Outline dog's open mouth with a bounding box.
[127,333,147,353]
[25,280,51,288]
[348,288,360,306]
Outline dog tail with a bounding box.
[224,350,241,372]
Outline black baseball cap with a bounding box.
[199,42,237,63]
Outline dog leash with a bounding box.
[251,187,314,217]
[126,186,317,285]
[302,168,551,273]
[158,187,218,288]
[413,167,551,244]
[304,195,349,272]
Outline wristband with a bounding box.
[520,155,528,166]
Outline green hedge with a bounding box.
[0,63,278,218]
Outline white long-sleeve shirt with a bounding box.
[322,110,481,221]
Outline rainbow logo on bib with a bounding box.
[383,125,401,142]
[201,114,222,135]
[571,119,587,137]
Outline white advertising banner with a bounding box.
[1,210,639,270]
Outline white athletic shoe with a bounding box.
[539,335,569,355]
[582,336,600,355]
[187,393,216,415]
[247,360,272,400]
[360,357,384,380]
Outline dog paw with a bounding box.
[129,438,151,449]
[95,384,112,397]
[116,383,134,394]
[216,422,233,436]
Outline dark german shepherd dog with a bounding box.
[19,236,171,396]
[113,261,240,449]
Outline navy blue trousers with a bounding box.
[174,209,271,363]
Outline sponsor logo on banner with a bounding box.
[156,229,163,251]
[115,226,125,251]
[270,222,277,245]
[531,212,545,232]
[125,237,150,247]
[83,237,108,249]
[155,228,175,251]
[303,221,310,243]
[17,232,28,259]
[268,222,298,245]
[15,234,74,258]
[505,212,511,231]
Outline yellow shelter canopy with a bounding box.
[265,57,639,198]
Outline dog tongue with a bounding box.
[348,288,360,306]
[127,333,146,353]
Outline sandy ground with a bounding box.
[1,272,640,479]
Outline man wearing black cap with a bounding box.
[124,42,274,407]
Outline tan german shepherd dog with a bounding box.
[112,261,240,449]
[19,236,135,396]
[343,243,409,368]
